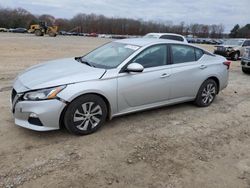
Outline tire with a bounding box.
[195,79,218,107]
[64,94,107,135]
[242,67,250,74]
[48,31,56,37]
[35,29,43,36]
[231,52,239,61]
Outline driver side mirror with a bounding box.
[126,63,144,72]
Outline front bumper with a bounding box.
[241,59,250,68]
[12,99,66,131]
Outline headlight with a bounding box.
[23,85,66,101]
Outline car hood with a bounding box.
[16,58,106,90]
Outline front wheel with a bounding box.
[48,31,57,37]
[231,52,239,61]
[64,94,107,135]
[195,79,218,107]
[34,29,43,36]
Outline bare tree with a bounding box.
[0,7,231,38]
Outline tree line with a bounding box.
[229,24,250,38]
[0,7,248,38]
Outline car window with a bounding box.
[195,48,204,60]
[160,35,184,42]
[82,42,139,69]
[243,40,250,46]
[132,45,167,68]
[171,44,196,64]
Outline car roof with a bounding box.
[114,38,214,56]
[115,38,184,47]
[145,33,185,37]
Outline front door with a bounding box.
[117,44,171,112]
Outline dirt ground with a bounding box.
[0,33,250,188]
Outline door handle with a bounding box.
[200,65,207,69]
[160,73,171,78]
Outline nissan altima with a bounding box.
[11,38,230,135]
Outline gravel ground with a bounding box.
[0,33,250,188]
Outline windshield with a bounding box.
[224,39,244,46]
[81,42,140,69]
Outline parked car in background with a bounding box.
[11,38,230,135]
[87,33,98,37]
[0,28,8,32]
[214,39,223,45]
[10,28,27,33]
[186,37,195,43]
[241,47,250,74]
[78,33,87,36]
[8,28,14,32]
[143,33,188,43]
[214,38,250,60]
[99,34,112,38]
[59,31,67,35]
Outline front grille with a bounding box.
[11,89,17,103]
[248,62,250,66]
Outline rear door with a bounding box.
[168,44,205,99]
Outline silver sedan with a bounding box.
[11,38,230,135]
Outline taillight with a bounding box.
[223,61,231,69]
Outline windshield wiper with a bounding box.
[75,57,95,67]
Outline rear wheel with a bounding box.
[195,79,218,107]
[64,94,107,135]
[242,67,250,74]
[34,29,43,36]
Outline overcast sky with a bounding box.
[2,0,250,32]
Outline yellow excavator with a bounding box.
[28,22,58,37]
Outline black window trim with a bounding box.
[120,43,170,73]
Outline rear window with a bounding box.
[160,35,184,42]
[171,44,196,64]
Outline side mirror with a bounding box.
[126,63,144,73]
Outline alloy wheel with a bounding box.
[201,83,216,105]
[73,102,103,131]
